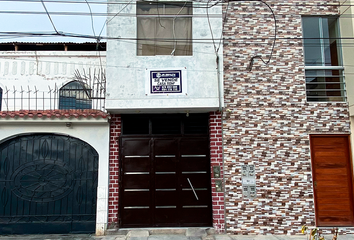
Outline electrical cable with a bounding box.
[85,0,97,37]
[0,56,222,73]
[206,0,218,54]
[217,0,229,52]
[0,0,351,6]
[0,10,223,17]
[156,1,166,29]
[227,0,277,71]
[40,0,60,34]
[4,30,354,43]
[98,0,134,38]
[171,1,188,55]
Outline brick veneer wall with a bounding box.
[108,113,225,230]
[108,114,121,225]
[223,0,353,235]
[210,112,225,232]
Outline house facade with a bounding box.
[0,43,110,234]
[222,0,353,234]
[106,0,354,235]
[0,0,353,236]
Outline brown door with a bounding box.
[310,135,354,226]
[119,136,212,228]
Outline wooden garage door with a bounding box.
[119,114,212,227]
[310,135,354,226]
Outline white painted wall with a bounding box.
[340,3,354,158]
[106,0,223,113]
[0,120,110,235]
[340,3,354,116]
[0,51,106,111]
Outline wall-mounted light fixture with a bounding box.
[66,122,72,128]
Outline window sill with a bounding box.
[305,66,344,70]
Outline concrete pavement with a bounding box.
[0,229,353,240]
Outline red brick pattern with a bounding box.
[0,109,110,119]
[210,111,225,233]
[108,113,225,231]
[108,114,121,224]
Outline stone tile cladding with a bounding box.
[210,112,225,232]
[108,114,121,224]
[223,0,354,235]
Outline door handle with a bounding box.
[187,178,199,200]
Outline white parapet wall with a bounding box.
[0,51,106,111]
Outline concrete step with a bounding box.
[105,228,214,239]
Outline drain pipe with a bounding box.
[216,54,223,113]
[216,53,226,234]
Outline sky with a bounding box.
[0,0,107,43]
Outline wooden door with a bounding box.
[310,135,354,226]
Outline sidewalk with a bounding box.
[0,229,353,240]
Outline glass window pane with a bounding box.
[59,81,92,110]
[151,115,181,134]
[303,17,323,65]
[137,2,192,15]
[302,16,341,66]
[137,1,192,56]
[122,115,149,135]
[323,18,340,66]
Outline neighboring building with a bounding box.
[0,43,110,235]
[222,0,353,234]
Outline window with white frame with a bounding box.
[302,16,346,102]
[137,1,192,56]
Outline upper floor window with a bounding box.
[59,81,92,110]
[137,1,192,56]
[302,16,346,102]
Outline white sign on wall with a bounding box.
[145,68,187,95]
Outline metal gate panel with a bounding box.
[120,138,152,226]
[0,134,98,234]
[120,136,212,228]
[179,137,212,226]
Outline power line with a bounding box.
[40,0,60,34]
[0,10,223,17]
[5,30,354,42]
[0,0,224,9]
[98,0,133,38]
[85,0,97,37]
[0,0,352,7]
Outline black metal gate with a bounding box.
[119,114,212,227]
[0,134,98,234]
